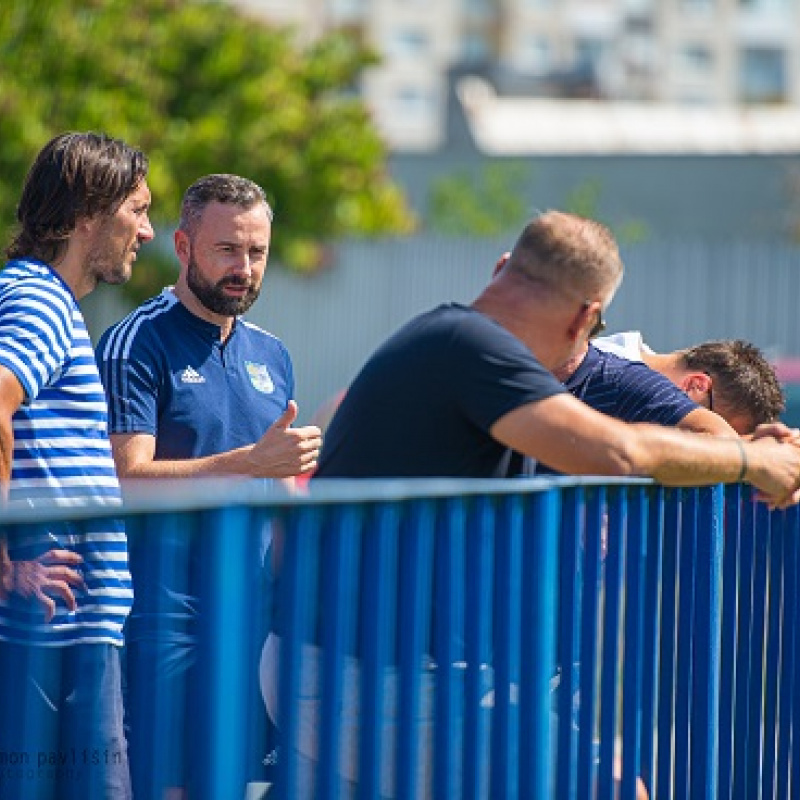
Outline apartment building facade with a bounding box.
[229,0,800,151]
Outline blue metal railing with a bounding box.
[0,478,797,798]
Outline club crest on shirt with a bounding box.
[245,361,275,394]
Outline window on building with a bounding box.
[739,0,789,10]
[395,87,435,120]
[739,47,787,102]
[330,0,363,12]
[576,38,605,73]
[681,0,715,12]
[462,32,491,64]
[678,43,713,73]
[463,0,493,14]
[623,0,655,10]
[518,35,552,75]
[389,29,430,58]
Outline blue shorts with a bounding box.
[0,640,131,800]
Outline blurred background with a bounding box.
[3,0,800,424]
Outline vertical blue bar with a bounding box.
[761,504,784,799]
[674,488,698,800]
[396,498,435,800]
[195,505,252,800]
[316,505,361,800]
[519,488,560,800]
[790,503,800,797]
[656,490,681,800]
[275,506,319,799]
[358,502,399,798]
[577,486,604,800]
[462,496,493,800]
[557,486,583,800]
[621,487,647,800]
[433,497,467,800]
[125,511,186,798]
[690,485,723,800]
[776,505,799,800]
[732,488,756,799]
[639,486,665,794]
[745,502,770,800]
[490,494,523,800]
[598,487,625,800]
[717,484,742,800]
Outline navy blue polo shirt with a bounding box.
[535,344,698,476]
[97,289,294,458]
[565,344,698,425]
[96,289,294,642]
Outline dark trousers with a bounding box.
[0,640,131,800]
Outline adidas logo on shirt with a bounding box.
[180,365,205,384]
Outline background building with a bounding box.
[230,0,800,151]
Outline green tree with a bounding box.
[564,178,650,244]
[0,0,414,300]
[426,164,649,244]
[426,162,531,236]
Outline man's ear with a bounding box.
[174,229,190,262]
[74,214,99,239]
[493,251,511,277]
[681,371,712,399]
[566,301,595,344]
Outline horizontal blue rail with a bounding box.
[0,477,796,798]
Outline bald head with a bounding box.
[507,211,623,302]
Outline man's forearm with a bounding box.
[0,536,12,603]
[116,446,263,480]
[631,423,799,506]
[1,422,13,501]
[639,427,746,486]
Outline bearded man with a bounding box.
[97,173,321,798]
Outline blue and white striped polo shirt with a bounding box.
[0,259,132,646]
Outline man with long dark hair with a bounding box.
[0,131,153,799]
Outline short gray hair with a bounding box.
[507,210,623,300]
[179,174,273,236]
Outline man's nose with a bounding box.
[139,216,155,242]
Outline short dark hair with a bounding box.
[178,174,272,238]
[681,340,785,429]
[6,132,149,264]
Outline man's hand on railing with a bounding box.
[0,542,85,622]
[746,424,800,510]
[746,421,800,444]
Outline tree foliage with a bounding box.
[426,163,649,244]
[0,0,414,299]
[426,162,531,237]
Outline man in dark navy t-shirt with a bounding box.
[283,211,800,800]
[317,302,565,478]
[315,211,800,496]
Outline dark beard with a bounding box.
[187,252,261,316]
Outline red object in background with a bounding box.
[773,358,800,384]
[295,390,346,487]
